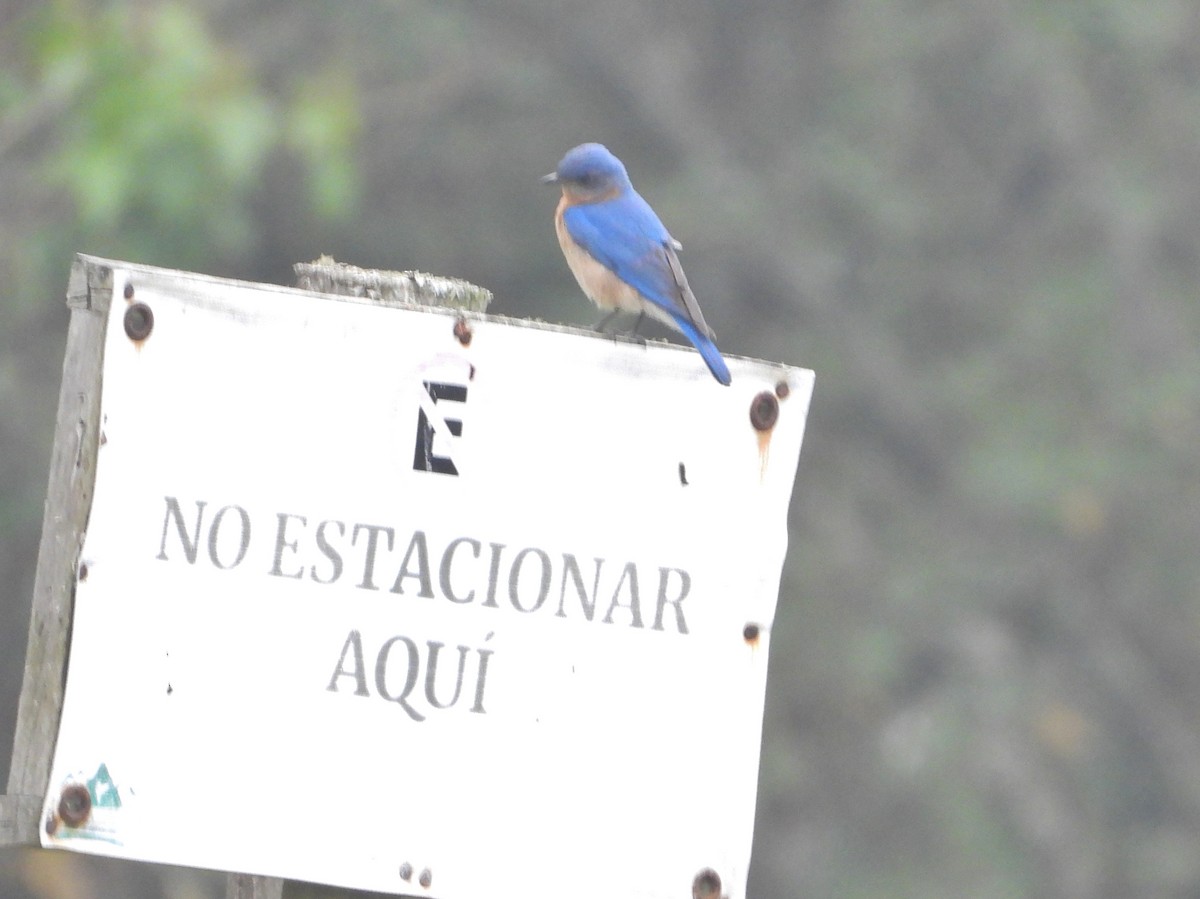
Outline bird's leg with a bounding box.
[593,309,647,346]
[623,311,648,346]
[593,309,622,333]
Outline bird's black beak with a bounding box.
[540,172,559,184]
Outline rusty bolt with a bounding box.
[124,302,154,341]
[78,563,88,582]
[749,390,779,431]
[453,317,473,346]
[775,379,790,399]
[44,813,58,836]
[123,282,134,300]
[743,623,760,645]
[419,868,433,888]
[693,868,722,899]
[58,783,91,828]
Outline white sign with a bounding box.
[42,260,813,899]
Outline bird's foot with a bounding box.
[593,311,649,345]
[593,310,621,333]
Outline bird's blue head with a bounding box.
[542,143,631,201]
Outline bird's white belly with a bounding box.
[555,216,645,313]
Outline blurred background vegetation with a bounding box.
[3,1,1200,897]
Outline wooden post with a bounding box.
[227,872,285,899]
[2,257,110,846]
[293,255,493,311]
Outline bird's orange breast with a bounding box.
[554,195,644,313]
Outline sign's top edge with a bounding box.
[73,253,814,378]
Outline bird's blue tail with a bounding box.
[675,317,732,386]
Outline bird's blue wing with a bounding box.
[563,193,730,385]
[562,192,692,323]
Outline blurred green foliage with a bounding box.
[6,0,359,276]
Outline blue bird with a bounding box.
[542,143,732,386]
